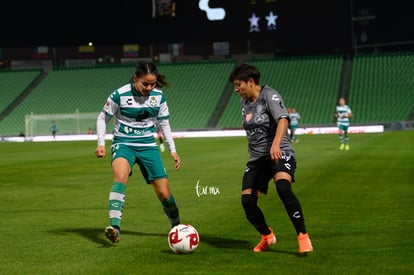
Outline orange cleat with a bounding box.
[253,228,276,252]
[298,233,313,254]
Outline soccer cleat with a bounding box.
[253,228,276,252]
[104,226,120,244]
[345,144,350,150]
[339,144,345,150]
[298,233,313,254]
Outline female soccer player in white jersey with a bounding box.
[229,63,313,254]
[335,97,353,150]
[288,107,301,143]
[95,61,181,244]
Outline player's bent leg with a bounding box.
[242,192,276,252]
[161,194,180,227]
[153,179,180,227]
[275,178,312,253]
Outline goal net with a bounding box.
[24,111,113,137]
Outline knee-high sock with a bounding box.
[276,179,307,235]
[339,134,344,144]
[108,182,126,228]
[242,194,271,235]
[161,195,180,227]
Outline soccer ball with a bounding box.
[168,224,199,254]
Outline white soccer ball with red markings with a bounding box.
[168,224,199,254]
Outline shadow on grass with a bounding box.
[199,234,251,249]
[50,228,250,250]
[200,234,308,257]
[49,228,171,247]
[49,228,309,256]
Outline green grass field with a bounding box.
[1,131,413,274]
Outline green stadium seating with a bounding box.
[0,62,236,135]
[1,52,413,136]
[0,69,42,114]
[156,61,236,130]
[217,56,343,128]
[0,66,133,136]
[349,52,414,123]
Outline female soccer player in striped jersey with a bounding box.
[288,107,301,143]
[335,97,353,150]
[95,61,181,244]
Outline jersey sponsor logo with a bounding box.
[126,98,133,105]
[247,127,265,136]
[271,95,280,102]
[123,126,151,136]
[255,114,265,124]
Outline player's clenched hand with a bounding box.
[171,152,181,170]
[95,145,106,158]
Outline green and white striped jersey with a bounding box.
[97,82,172,148]
[289,112,301,127]
[336,104,352,126]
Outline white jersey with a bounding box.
[289,112,300,127]
[96,82,176,152]
[336,104,352,127]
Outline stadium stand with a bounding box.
[0,61,236,135]
[217,55,343,128]
[0,66,134,136]
[0,69,43,117]
[152,61,236,130]
[1,52,414,136]
[348,52,414,124]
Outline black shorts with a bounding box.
[242,155,296,194]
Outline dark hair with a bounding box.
[134,61,169,88]
[229,63,261,84]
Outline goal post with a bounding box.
[24,110,111,137]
